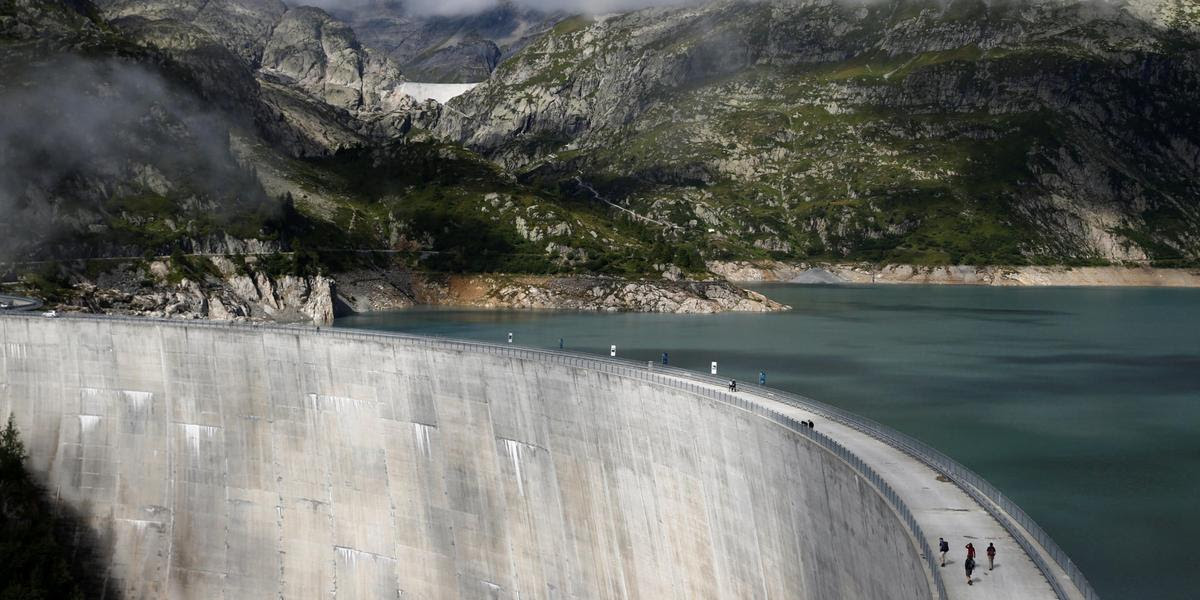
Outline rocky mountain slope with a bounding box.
[2,0,1198,325]
[1,0,783,320]
[92,0,435,155]
[438,0,1200,266]
[334,0,564,83]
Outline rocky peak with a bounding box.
[80,0,422,154]
[259,6,412,117]
[93,0,287,64]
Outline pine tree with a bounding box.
[0,414,26,481]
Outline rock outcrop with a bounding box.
[95,0,287,64]
[60,257,336,325]
[478,276,786,313]
[259,6,406,114]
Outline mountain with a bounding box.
[3,0,774,320]
[438,0,1200,266]
[91,0,439,155]
[334,0,565,83]
[1,0,1198,321]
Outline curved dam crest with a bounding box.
[0,316,932,599]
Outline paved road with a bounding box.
[670,378,1079,600]
[0,294,42,311]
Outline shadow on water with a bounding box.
[990,352,1200,369]
[841,300,1070,318]
[983,354,1200,395]
[1,416,121,600]
[825,301,1067,326]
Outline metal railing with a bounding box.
[641,362,1096,600]
[1,312,1098,599]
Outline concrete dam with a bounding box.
[0,314,1093,599]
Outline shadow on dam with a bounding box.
[0,316,933,599]
[0,429,123,599]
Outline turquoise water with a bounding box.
[336,284,1200,599]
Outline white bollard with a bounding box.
[711,361,718,375]
[610,345,617,357]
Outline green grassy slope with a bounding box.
[448,0,1200,267]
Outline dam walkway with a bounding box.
[659,376,1080,600]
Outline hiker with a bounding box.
[987,542,996,570]
[939,537,949,566]
[729,379,737,392]
[965,556,976,585]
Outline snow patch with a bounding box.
[398,82,479,104]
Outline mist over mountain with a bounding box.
[0,55,273,261]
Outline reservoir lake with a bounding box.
[337,283,1200,599]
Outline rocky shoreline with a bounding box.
[709,261,1200,288]
[334,271,787,315]
[28,257,1196,328]
[29,258,787,326]
[61,257,337,325]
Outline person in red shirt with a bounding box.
[987,543,997,570]
[966,543,976,560]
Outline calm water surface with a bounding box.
[337,284,1200,599]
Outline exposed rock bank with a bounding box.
[709,261,1200,287]
[61,257,335,325]
[29,259,785,325]
[335,271,788,314]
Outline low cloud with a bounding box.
[0,55,270,262]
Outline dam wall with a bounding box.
[0,315,932,599]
